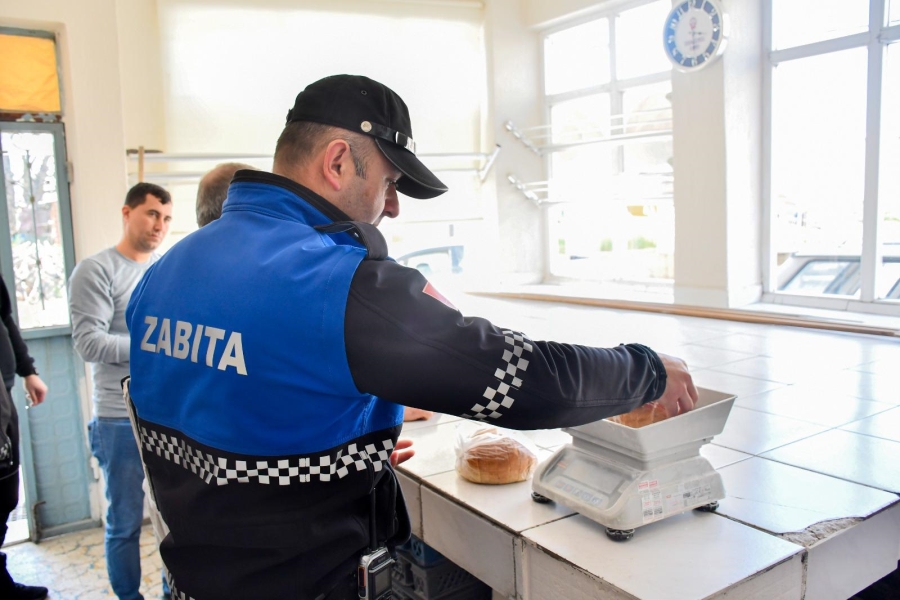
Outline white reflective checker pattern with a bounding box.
[140,426,394,486]
[463,330,532,421]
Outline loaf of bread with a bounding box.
[456,427,538,485]
[606,401,670,428]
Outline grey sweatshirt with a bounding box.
[69,247,157,418]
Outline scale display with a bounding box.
[543,453,633,510]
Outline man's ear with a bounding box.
[321,139,352,192]
[121,204,131,222]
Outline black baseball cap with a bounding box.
[286,75,448,200]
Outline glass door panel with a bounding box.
[2,130,70,328]
[771,48,868,297]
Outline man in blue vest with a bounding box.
[125,74,697,600]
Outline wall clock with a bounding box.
[663,0,727,71]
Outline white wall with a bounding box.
[672,0,763,307]
[0,0,132,524]
[482,0,545,281]
[115,0,167,152]
[0,0,128,262]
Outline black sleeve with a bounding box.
[344,260,666,430]
[0,275,36,379]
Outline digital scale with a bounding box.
[532,388,736,541]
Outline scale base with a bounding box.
[605,528,634,542]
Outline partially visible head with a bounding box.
[273,74,448,225]
[121,182,173,254]
[196,162,255,227]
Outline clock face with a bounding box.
[663,0,726,71]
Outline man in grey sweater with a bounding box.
[68,182,172,600]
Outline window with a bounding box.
[544,20,610,95]
[1,127,72,329]
[0,30,61,116]
[772,0,869,50]
[542,1,672,295]
[766,0,900,312]
[771,49,868,264]
[880,44,900,300]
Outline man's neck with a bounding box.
[115,240,152,263]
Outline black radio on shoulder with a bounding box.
[358,546,393,599]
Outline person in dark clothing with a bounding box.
[126,74,697,600]
[0,274,49,600]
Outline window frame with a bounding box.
[763,0,900,314]
[539,0,673,283]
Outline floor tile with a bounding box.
[841,406,900,443]
[651,342,756,370]
[716,457,898,535]
[762,429,900,493]
[711,355,862,385]
[5,525,163,599]
[399,411,462,433]
[396,419,485,479]
[522,511,803,600]
[424,449,573,534]
[852,358,900,376]
[692,332,806,358]
[803,369,900,405]
[700,443,753,469]
[691,369,787,399]
[736,384,893,428]
[712,406,828,455]
[520,428,571,450]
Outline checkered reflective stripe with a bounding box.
[463,330,532,421]
[139,426,395,486]
[167,574,195,600]
[167,577,194,600]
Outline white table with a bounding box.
[397,416,900,600]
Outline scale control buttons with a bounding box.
[553,478,604,507]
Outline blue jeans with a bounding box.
[89,417,145,600]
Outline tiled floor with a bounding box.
[3,293,900,599]
[4,525,164,600]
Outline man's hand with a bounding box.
[23,374,48,407]
[655,354,697,417]
[390,439,415,467]
[403,407,434,422]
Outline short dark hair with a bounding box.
[196,163,255,227]
[124,182,172,208]
[273,121,370,178]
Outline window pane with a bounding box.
[616,0,672,80]
[771,48,867,299]
[2,131,70,328]
[882,261,900,299]
[621,81,673,172]
[550,94,611,146]
[772,0,868,50]
[779,260,856,295]
[891,0,900,26]
[880,43,900,299]
[544,19,609,95]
